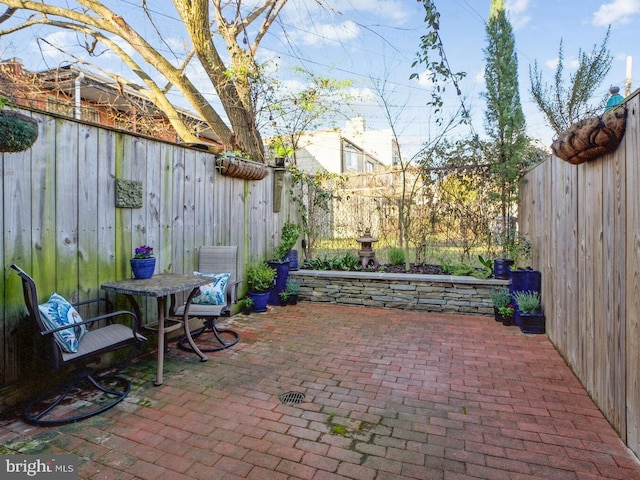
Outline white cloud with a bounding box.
[39,31,81,62]
[282,0,410,48]
[506,0,531,30]
[416,70,434,89]
[347,87,377,104]
[474,68,485,84]
[592,0,640,26]
[331,0,410,24]
[545,57,580,70]
[291,20,360,47]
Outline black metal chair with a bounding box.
[176,246,240,352]
[11,264,146,426]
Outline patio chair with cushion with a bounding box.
[11,264,146,426]
[176,246,241,352]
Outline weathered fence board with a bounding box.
[520,90,640,456]
[625,94,640,453]
[0,109,295,401]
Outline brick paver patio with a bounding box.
[2,303,640,479]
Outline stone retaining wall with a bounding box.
[290,270,509,316]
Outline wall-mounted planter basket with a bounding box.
[551,105,626,165]
[216,155,269,180]
[0,111,38,152]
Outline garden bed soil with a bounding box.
[380,263,445,275]
[301,263,446,275]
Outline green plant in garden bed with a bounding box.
[388,247,405,266]
[329,252,360,271]
[441,261,491,279]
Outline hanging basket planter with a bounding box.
[551,105,626,165]
[0,111,38,153]
[215,154,269,180]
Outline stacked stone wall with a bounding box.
[291,270,508,315]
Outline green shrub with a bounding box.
[246,261,276,292]
[330,252,360,271]
[388,247,405,266]
[513,290,541,313]
[490,287,511,308]
[285,278,301,295]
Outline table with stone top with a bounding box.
[101,274,211,386]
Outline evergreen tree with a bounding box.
[483,0,528,252]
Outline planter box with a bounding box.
[519,313,545,334]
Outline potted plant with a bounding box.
[246,260,276,312]
[513,290,545,334]
[269,136,294,167]
[0,97,39,153]
[278,290,289,306]
[130,245,155,279]
[498,303,515,326]
[238,296,253,315]
[269,221,302,305]
[490,287,511,323]
[284,278,301,305]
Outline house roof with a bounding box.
[2,60,221,144]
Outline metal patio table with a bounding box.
[101,274,211,386]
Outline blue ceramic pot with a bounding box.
[248,291,270,312]
[267,260,290,305]
[130,257,156,279]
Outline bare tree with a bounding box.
[0,0,290,162]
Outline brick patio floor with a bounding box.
[2,303,640,479]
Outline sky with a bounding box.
[0,0,637,159]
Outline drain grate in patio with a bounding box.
[279,391,305,405]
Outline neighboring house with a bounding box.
[279,117,394,174]
[0,58,222,147]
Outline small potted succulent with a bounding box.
[130,245,155,279]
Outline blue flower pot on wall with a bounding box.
[130,258,156,279]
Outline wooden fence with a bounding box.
[0,110,295,406]
[519,89,640,458]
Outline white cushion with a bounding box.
[38,293,88,353]
[191,272,230,305]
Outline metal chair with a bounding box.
[176,246,241,352]
[11,264,146,426]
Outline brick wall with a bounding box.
[290,270,509,316]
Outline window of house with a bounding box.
[344,146,358,171]
[366,161,374,173]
